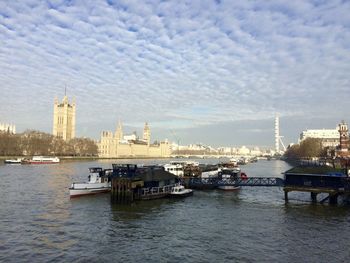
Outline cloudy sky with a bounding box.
[1,0,349,148]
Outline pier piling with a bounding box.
[311,192,318,203]
[111,178,134,203]
[284,190,289,203]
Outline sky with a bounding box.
[1,0,350,148]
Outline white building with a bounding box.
[237,146,250,155]
[299,128,339,148]
[0,123,16,134]
[218,147,232,155]
[250,147,262,156]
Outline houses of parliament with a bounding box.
[98,121,171,158]
[52,95,170,158]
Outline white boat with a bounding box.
[164,161,200,177]
[229,158,238,166]
[164,162,184,177]
[21,156,60,164]
[217,167,241,191]
[4,158,22,164]
[217,184,241,191]
[169,184,193,198]
[69,167,111,197]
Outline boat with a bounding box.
[4,158,22,164]
[164,161,200,177]
[217,167,241,191]
[237,157,249,165]
[21,156,60,164]
[169,184,193,198]
[163,162,184,177]
[69,167,111,197]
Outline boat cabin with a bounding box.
[88,167,110,183]
[171,184,186,193]
[164,163,184,177]
[218,167,241,180]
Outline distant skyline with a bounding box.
[1,0,349,147]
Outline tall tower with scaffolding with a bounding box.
[275,114,286,154]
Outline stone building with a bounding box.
[299,128,339,148]
[52,95,76,141]
[98,122,170,158]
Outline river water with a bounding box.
[0,159,349,262]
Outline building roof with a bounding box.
[112,164,177,182]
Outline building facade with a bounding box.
[0,123,16,134]
[98,122,171,158]
[299,128,339,148]
[336,121,349,157]
[52,96,76,141]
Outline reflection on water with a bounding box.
[0,159,349,262]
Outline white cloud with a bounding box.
[0,0,349,146]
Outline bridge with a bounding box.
[185,177,284,189]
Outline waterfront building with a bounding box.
[237,146,250,155]
[98,122,171,158]
[0,123,16,134]
[299,128,339,148]
[52,95,76,141]
[250,147,262,156]
[217,147,232,155]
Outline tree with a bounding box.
[68,138,98,156]
[284,138,323,159]
[0,130,98,157]
[0,132,21,155]
[284,144,301,159]
[299,138,323,158]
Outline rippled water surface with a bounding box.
[1,159,349,262]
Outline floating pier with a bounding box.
[110,164,178,203]
[283,165,350,204]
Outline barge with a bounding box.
[110,164,193,203]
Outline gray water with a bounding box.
[0,159,349,262]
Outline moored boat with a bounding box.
[163,162,184,177]
[164,160,200,177]
[21,156,60,164]
[217,184,241,191]
[69,167,111,197]
[169,184,193,198]
[217,167,241,191]
[4,158,22,164]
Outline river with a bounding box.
[0,159,349,262]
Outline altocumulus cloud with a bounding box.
[0,0,349,146]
